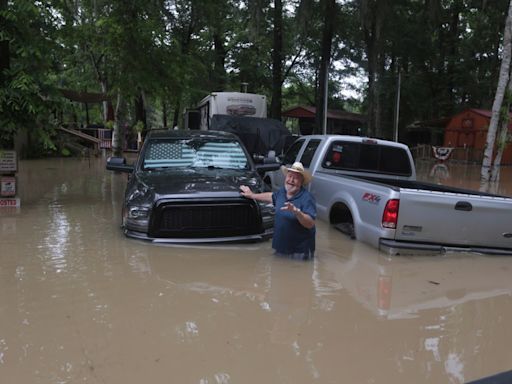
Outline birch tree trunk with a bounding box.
[490,87,512,182]
[481,0,512,183]
[112,90,124,157]
[101,81,109,122]
[490,120,507,182]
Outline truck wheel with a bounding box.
[334,223,356,239]
[330,203,355,239]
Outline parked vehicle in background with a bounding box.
[184,91,291,160]
[195,92,268,130]
[106,129,279,243]
[265,135,512,255]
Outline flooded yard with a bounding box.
[1,157,512,383]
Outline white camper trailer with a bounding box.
[197,92,267,130]
[185,91,290,158]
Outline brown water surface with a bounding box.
[1,157,512,383]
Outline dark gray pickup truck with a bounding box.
[106,129,279,243]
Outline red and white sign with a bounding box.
[1,176,16,196]
[0,198,20,207]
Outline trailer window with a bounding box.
[322,141,412,176]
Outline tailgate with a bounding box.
[394,189,512,250]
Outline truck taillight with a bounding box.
[382,199,399,229]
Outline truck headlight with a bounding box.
[128,206,150,219]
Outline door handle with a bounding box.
[455,201,472,211]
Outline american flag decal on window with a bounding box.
[144,142,194,168]
[148,143,182,159]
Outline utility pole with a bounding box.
[322,58,329,135]
[393,69,401,142]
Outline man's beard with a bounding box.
[285,182,300,196]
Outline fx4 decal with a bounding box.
[362,192,381,204]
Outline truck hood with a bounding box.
[134,168,264,195]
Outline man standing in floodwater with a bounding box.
[240,161,316,260]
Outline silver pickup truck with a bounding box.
[265,135,512,255]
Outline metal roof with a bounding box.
[282,105,366,122]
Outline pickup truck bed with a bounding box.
[351,174,509,197]
[316,172,512,255]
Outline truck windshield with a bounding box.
[322,141,412,176]
[142,138,249,170]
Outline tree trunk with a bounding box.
[113,90,124,157]
[135,91,147,128]
[173,100,181,129]
[162,100,168,128]
[270,0,283,121]
[100,81,109,122]
[481,0,512,183]
[314,0,336,134]
[490,90,512,182]
[374,48,385,138]
[360,0,385,137]
[213,32,227,91]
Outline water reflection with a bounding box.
[320,240,512,320]
[42,201,70,274]
[418,159,512,197]
[314,238,512,383]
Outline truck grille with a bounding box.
[148,199,263,238]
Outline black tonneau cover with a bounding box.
[210,115,291,156]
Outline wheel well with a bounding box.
[329,202,353,225]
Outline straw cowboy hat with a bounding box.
[281,161,312,185]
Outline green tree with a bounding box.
[0,1,62,152]
[481,0,512,184]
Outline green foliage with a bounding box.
[1,0,512,151]
[133,120,144,133]
[0,1,63,150]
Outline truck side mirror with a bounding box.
[255,162,280,174]
[252,154,264,163]
[263,150,276,164]
[106,157,134,173]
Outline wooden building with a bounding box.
[282,106,365,135]
[443,108,512,164]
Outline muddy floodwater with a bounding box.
[1,157,512,384]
